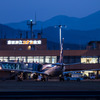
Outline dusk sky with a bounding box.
[0,0,100,23]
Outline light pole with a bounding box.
[55,25,66,50]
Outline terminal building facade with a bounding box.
[0,33,100,73]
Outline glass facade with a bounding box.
[39,56,44,63]
[45,56,52,63]
[0,56,8,62]
[34,56,40,63]
[81,56,98,64]
[99,57,100,64]
[1,56,99,64]
[45,56,57,63]
[27,56,34,63]
[52,56,57,63]
[9,56,26,62]
[0,56,57,64]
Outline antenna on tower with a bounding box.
[27,14,36,39]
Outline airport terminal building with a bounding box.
[0,33,100,72]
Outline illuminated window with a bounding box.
[83,71,95,76]
[16,56,22,61]
[27,56,44,63]
[8,56,26,62]
[38,40,41,44]
[52,56,57,63]
[9,56,16,60]
[0,57,3,62]
[99,57,100,63]
[81,56,98,64]
[39,56,44,63]
[34,56,39,63]
[21,56,26,62]
[45,56,52,63]
[0,57,8,62]
[3,57,8,62]
[45,56,57,64]
[15,56,26,62]
[27,56,34,63]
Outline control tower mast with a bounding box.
[27,15,36,39]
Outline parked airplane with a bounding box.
[29,38,81,81]
[31,38,100,81]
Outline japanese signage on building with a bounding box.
[7,40,42,45]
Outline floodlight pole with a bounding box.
[59,25,62,49]
[55,25,66,50]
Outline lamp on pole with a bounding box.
[27,14,36,39]
[55,25,67,50]
[27,19,36,39]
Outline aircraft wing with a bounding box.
[52,62,81,66]
[64,62,81,66]
[35,71,49,76]
[1,67,49,76]
[0,68,39,73]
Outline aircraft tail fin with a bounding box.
[59,38,64,64]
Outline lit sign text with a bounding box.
[7,40,42,45]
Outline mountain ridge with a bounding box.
[5,10,100,31]
[0,23,100,49]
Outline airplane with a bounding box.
[30,38,100,81]
[29,38,81,81]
